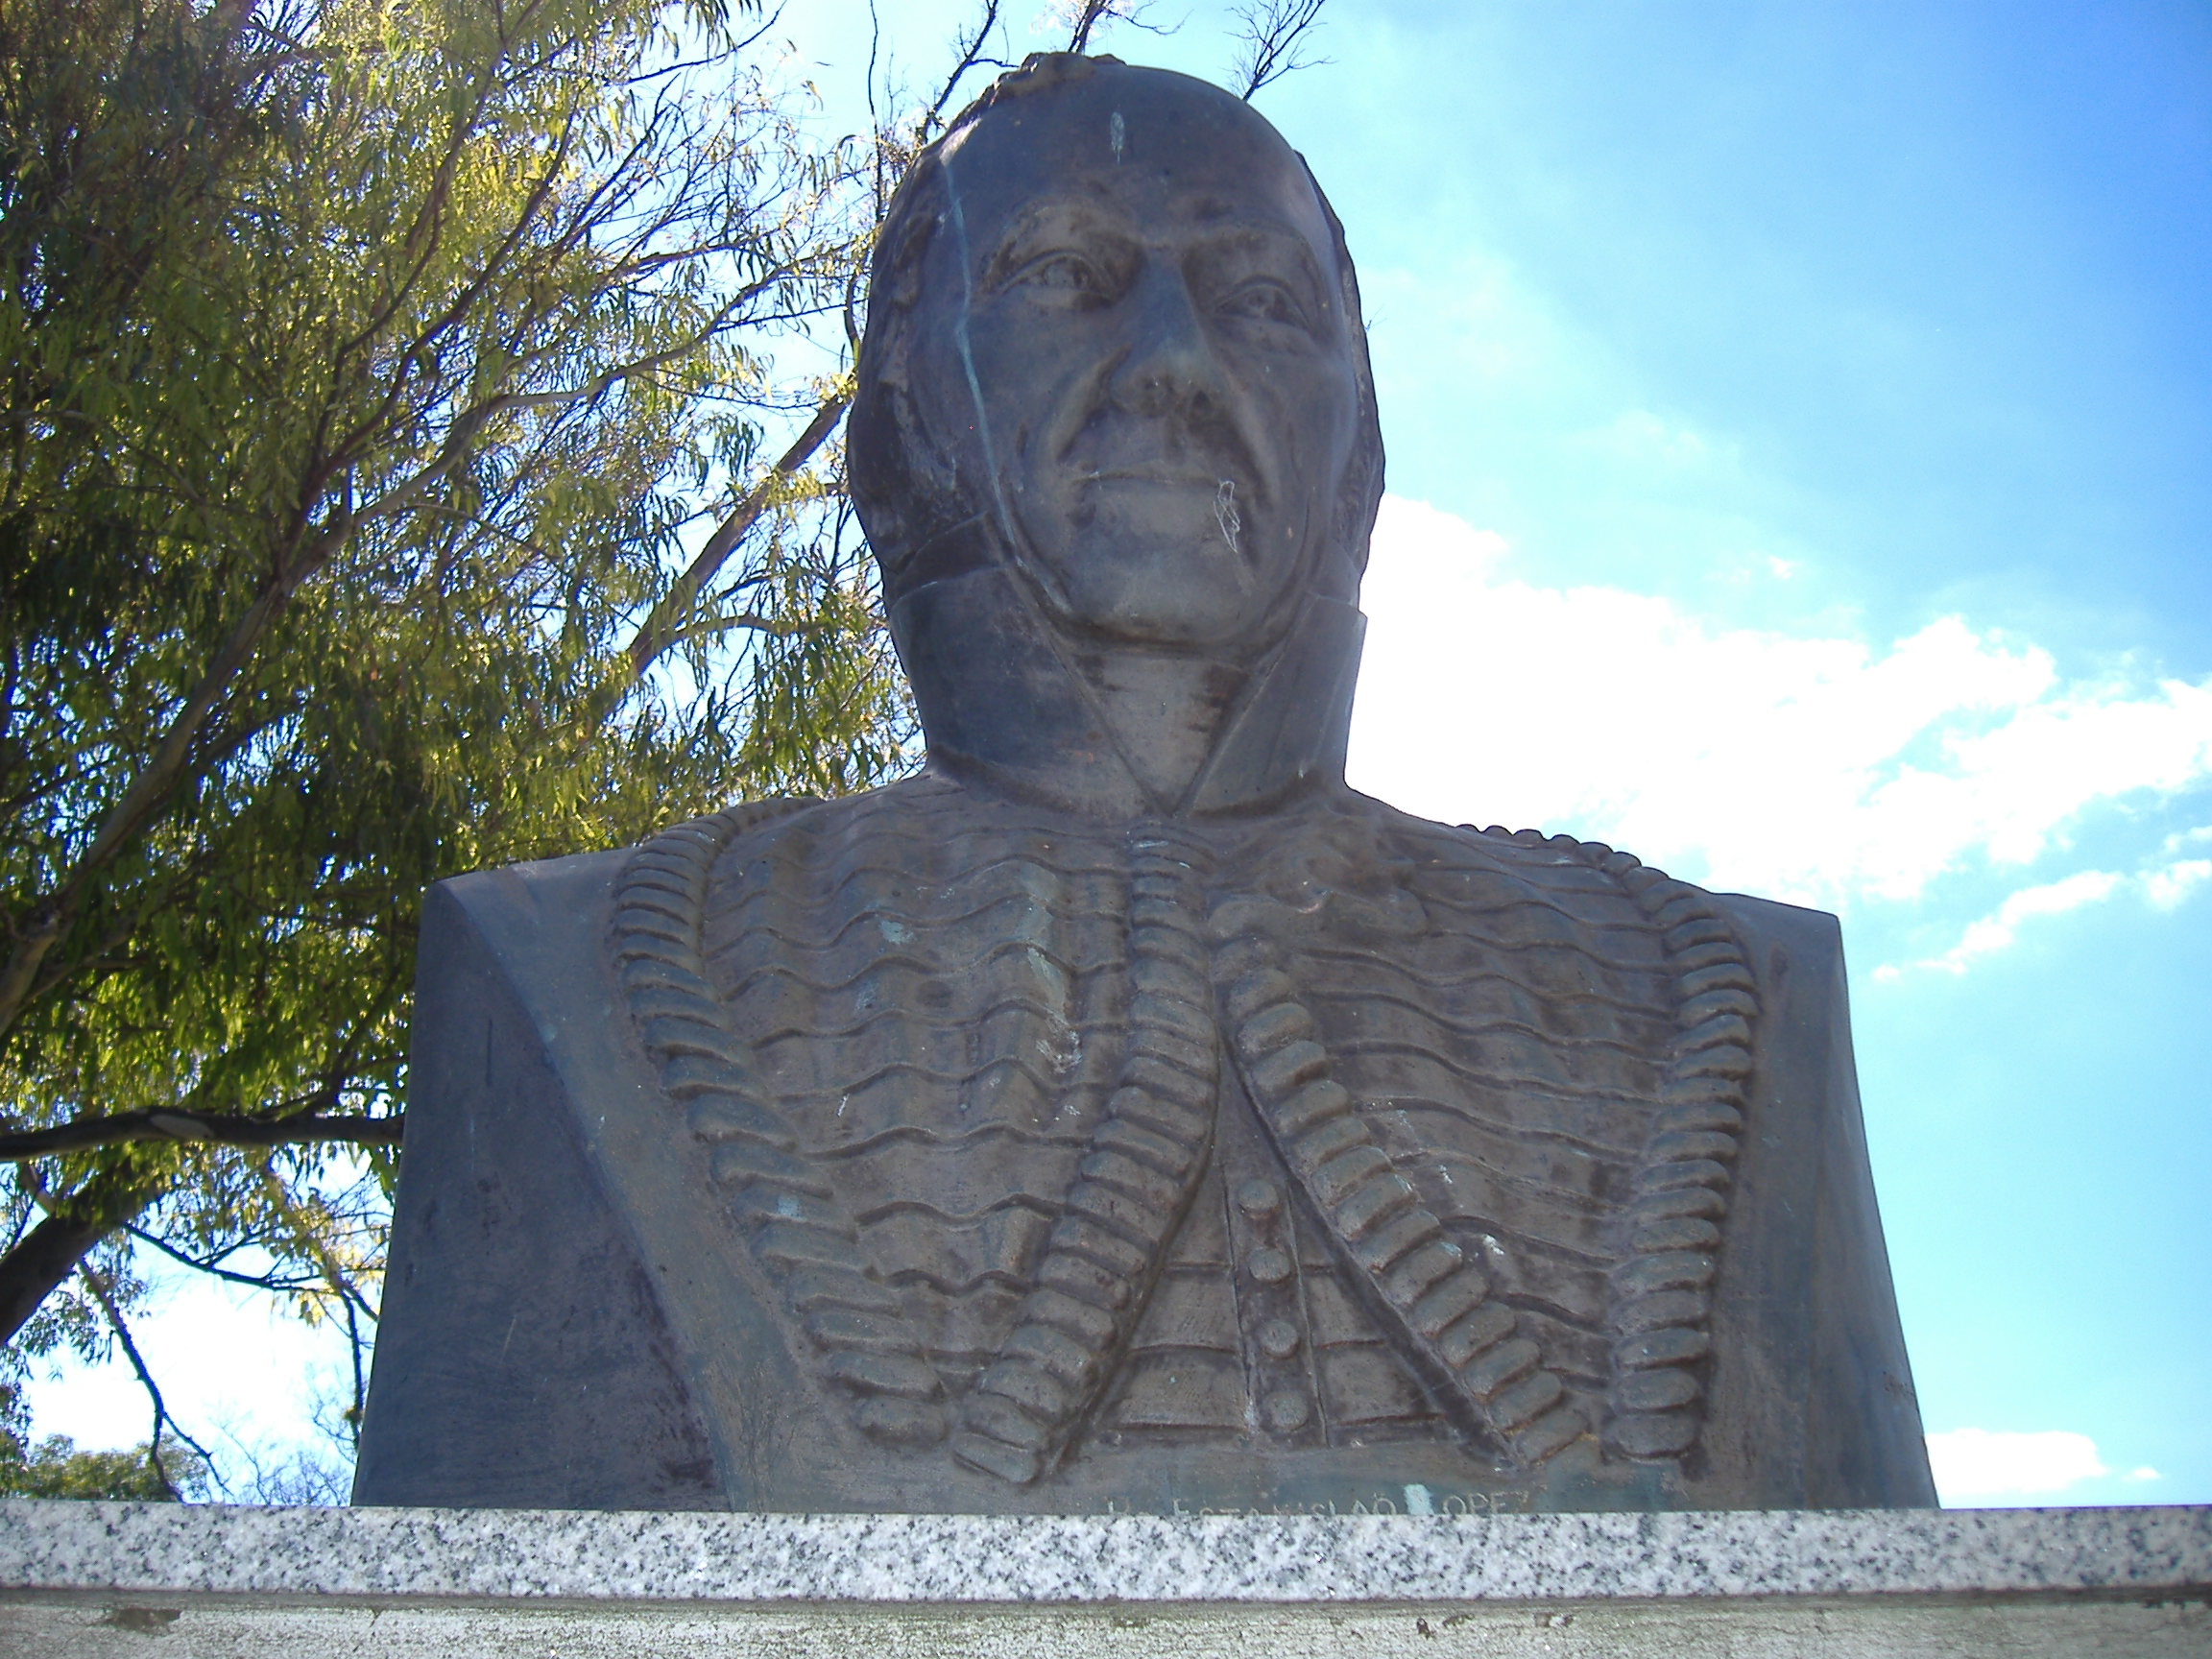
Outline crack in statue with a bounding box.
[354,56,1937,1515]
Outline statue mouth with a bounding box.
[1070,462,1263,509]
[1065,470,1255,563]
[1049,400,1271,519]
[1075,469,1235,489]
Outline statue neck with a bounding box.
[1058,644,1246,810]
[887,564,1364,820]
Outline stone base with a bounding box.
[4,1501,2207,1657]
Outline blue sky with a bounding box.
[29,0,2210,1508]
[1273,0,2212,1506]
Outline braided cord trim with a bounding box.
[1208,914,1589,1471]
[1482,829,1759,1465]
[950,822,1222,1484]
[611,801,950,1451]
[1603,844,1757,1461]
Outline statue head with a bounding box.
[851,55,1383,660]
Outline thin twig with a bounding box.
[122,1222,325,1294]
[341,1295,365,1451]
[922,0,1003,137]
[80,1263,217,1500]
[1230,0,1329,99]
[1063,0,1171,54]
[1067,0,1117,54]
[252,1162,380,1328]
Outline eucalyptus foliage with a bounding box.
[0,1430,213,1501]
[0,0,909,1454]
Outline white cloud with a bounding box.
[2142,857,2212,910]
[1348,495,2212,909]
[1877,856,2212,978]
[1875,871,2122,978]
[1575,408,1730,470]
[1925,1428,2109,1501]
[2126,1466,2163,1482]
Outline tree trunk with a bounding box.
[0,1170,158,1346]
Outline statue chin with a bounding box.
[1016,519,1293,653]
[1044,560,1252,650]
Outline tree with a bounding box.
[0,1430,213,1501]
[0,0,907,1447]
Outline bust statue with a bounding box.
[354,55,1936,1515]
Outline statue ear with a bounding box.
[1296,156,1384,596]
[1327,427,1383,600]
[875,183,945,317]
[854,170,970,576]
[889,380,963,503]
[851,339,974,592]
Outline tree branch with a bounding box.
[1066,0,1116,54]
[0,1166,163,1345]
[622,386,852,676]
[252,1159,380,1327]
[0,1111,402,1164]
[122,1222,324,1294]
[0,552,325,1044]
[1063,0,1166,55]
[81,1262,216,1501]
[921,0,1003,138]
[1230,0,1329,99]
[661,609,844,652]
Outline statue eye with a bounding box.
[1008,251,1115,302]
[1220,278,1309,330]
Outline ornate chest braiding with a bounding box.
[610,780,1758,1481]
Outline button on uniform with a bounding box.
[1218,1129,1316,1444]
[1235,1178,1282,1218]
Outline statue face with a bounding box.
[922,72,1361,650]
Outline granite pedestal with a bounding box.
[3,1500,2206,1656]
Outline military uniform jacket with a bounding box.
[356,577,1934,1514]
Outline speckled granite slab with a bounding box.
[3,1501,2207,1604]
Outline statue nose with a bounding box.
[1106,261,1223,421]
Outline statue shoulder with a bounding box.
[1351,794,1671,888]
[1354,792,1837,942]
[618,773,969,873]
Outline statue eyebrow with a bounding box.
[977,198,1140,289]
[1187,224,1331,307]
[973,198,1330,316]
